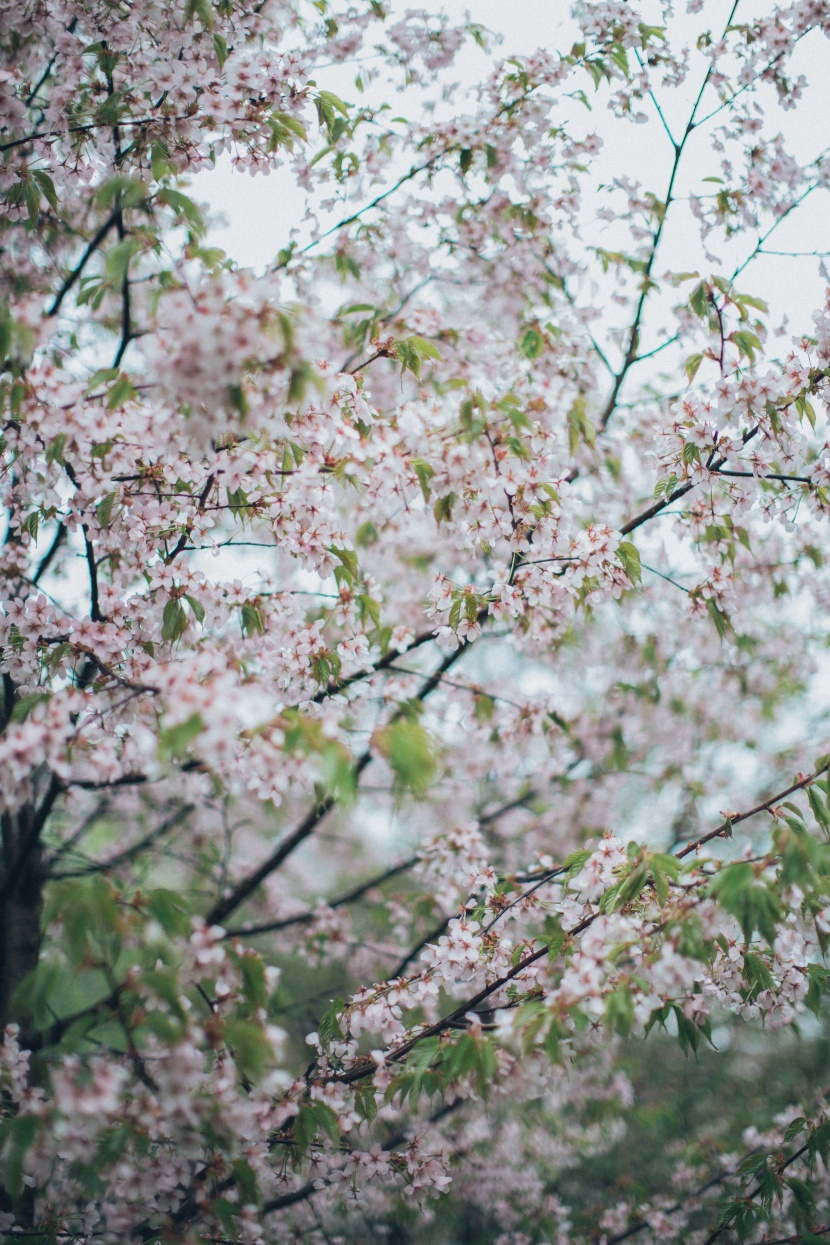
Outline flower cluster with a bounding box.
[2,0,830,1241]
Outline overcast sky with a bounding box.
[191,0,829,342]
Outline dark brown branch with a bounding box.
[0,776,61,1028]
[676,759,829,860]
[0,776,62,906]
[46,209,121,316]
[222,856,418,939]
[82,523,103,622]
[164,473,216,564]
[325,761,830,1091]
[620,426,760,536]
[206,646,468,927]
[714,469,814,486]
[50,804,194,879]
[310,626,438,704]
[31,522,66,583]
[701,1139,814,1245]
[0,113,190,155]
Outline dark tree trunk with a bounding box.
[0,799,47,1229]
[0,803,45,1030]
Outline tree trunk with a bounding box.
[0,804,45,1030]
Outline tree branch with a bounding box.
[206,645,468,926]
[46,208,121,317]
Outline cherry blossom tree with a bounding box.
[3,0,830,1240]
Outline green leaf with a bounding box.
[45,432,67,466]
[232,1157,260,1206]
[614,865,648,909]
[786,1176,815,1224]
[783,1117,806,1144]
[734,292,768,314]
[213,33,228,66]
[617,540,641,585]
[96,491,117,529]
[95,175,146,211]
[106,374,137,410]
[563,849,592,880]
[396,335,443,380]
[184,0,214,28]
[0,1114,39,1198]
[355,1082,377,1124]
[212,1198,239,1234]
[434,491,457,523]
[738,1152,769,1177]
[317,89,350,118]
[805,964,827,1017]
[237,955,268,1008]
[268,112,308,151]
[42,876,120,967]
[318,998,345,1048]
[520,327,545,359]
[567,394,595,454]
[228,382,248,418]
[731,329,761,363]
[32,169,58,213]
[709,863,780,945]
[23,510,38,543]
[184,594,205,625]
[689,282,710,319]
[104,236,138,288]
[685,352,703,382]
[224,1020,272,1081]
[23,179,41,224]
[162,598,188,644]
[604,987,634,1037]
[411,457,435,501]
[158,188,207,236]
[355,520,378,546]
[759,1164,782,1210]
[672,1003,702,1058]
[807,785,830,835]
[540,915,564,959]
[743,950,774,1000]
[329,545,359,586]
[706,598,729,640]
[651,860,670,906]
[147,888,191,936]
[377,717,436,797]
[241,602,266,637]
[159,712,204,759]
[319,741,356,803]
[87,366,120,392]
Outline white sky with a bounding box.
[50,2,830,622]
[191,0,830,340]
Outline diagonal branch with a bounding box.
[222,855,418,939]
[46,208,121,317]
[206,645,468,926]
[321,759,830,1090]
